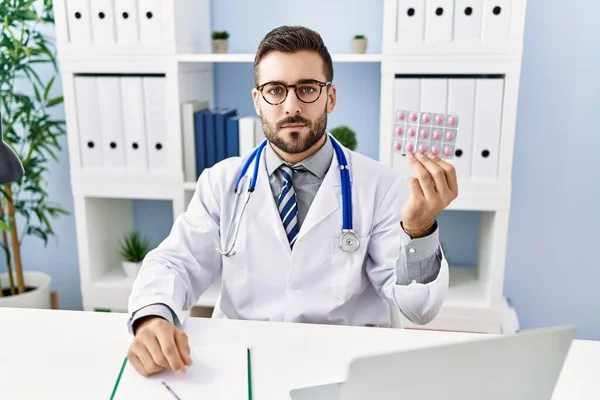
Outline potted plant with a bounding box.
[0,1,68,308]
[118,231,151,278]
[330,125,358,151]
[212,30,230,54]
[351,34,368,54]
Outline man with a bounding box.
[126,25,458,377]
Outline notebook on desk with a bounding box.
[110,343,252,400]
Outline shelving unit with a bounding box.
[54,0,527,333]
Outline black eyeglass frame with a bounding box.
[256,79,332,105]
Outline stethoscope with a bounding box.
[216,134,360,257]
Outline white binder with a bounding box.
[425,0,454,42]
[74,76,103,169]
[482,0,511,42]
[453,0,483,42]
[396,0,425,42]
[181,100,210,182]
[238,116,257,157]
[115,0,139,44]
[96,77,126,171]
[65,0,92,44]
[89,0,116,44]
[392,78,420,178]
[143,77,168,172]
[419,78,448,114]
[138,0,162,44]
[253,118,265,147]
[472,78,505,180]
[120,77,148,172]
[447,78,476,179]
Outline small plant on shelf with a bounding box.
[212,30,230,54]
[118,231,152,278]
[351,34,368,54]
[330,125,358,151]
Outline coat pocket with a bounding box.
[330,235,371,301]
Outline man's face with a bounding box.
[252,50,336,154]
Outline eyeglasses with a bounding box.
[256,79,332,105]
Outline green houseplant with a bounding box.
[330,125,358,151]
[212,30,230,54]
[118,231,151,278]
[0,0,68,306]
[351,34,367,54]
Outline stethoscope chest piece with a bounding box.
[340,231,360,252]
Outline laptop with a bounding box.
[290,325,576,400]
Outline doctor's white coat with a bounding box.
[128,143,449,328]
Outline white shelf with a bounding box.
[177,53,383,63]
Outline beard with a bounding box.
[261,110,327,154]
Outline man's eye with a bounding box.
[299,86,315,93]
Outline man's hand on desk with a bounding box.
[127,316,193,377]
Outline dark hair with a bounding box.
[253,26,334,86]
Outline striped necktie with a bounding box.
[277,165,299,248]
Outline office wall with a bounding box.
[3,0,598,340]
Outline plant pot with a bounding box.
[122,261,142,278]
[212,39,229,54]
[0,271,52,309]
[351,38,368,54]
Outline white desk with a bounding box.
[0,307,598,399]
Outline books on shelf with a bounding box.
[181,102,265,182]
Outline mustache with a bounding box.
[277,115,310,129]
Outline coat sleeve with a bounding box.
[127,168,223,328]
[365,175,449,325]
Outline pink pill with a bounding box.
[448,116,456,126]
[419,144,427,154]
[433,130,442,140]
[406,143,414,153]
[435,115,444,125]
[431,145,439,155]
[444,147,452,156]
[446,131,455,141]
[397,111,405,121]
[396,126,403,135]
[409,112,417,122]
[421,113,431,123]
[420,129,429,139]
[408,128,416,137]
[394,142,401,151]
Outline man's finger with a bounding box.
[145,335,170,369]
[128,353,150,377]
[157,330,186,374]
[133,343,163,375]
[406,176,424,201]
[416,153,451,198]
[406,153,436,199]
[429,154,458,196]
[174,330,193,366]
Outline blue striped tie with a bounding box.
[277,165,299,247]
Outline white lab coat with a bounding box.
[128,142,449,328]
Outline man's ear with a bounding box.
[252,88,261,116]
[326,84,337,113]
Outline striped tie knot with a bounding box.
[277,164,299,248]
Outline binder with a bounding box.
[238,116,258,156]
[392,78,420,178]
[181,100,210,182]
[396,0,425,42]
[253,118,265,147]
[419,78,448,114]
[226,115,243,158]
[204,109,218,167]
[215,108,238,161]
[425,0,454,42]
[115,0,139,44]
[65,0,92,44]
[120,77,148,172]
[471,78,504,180]
[74,76,103,169]
[482,0,511,42]
[89,0,116,44]
[96,77,126,171]
[453,0,483,42]
[447,78,476,179]
[138,0,162,44]
[142,77,168,172]
[110,345,252,400]
[194,109,210,177]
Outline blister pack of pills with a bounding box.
[392,110,459,159]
